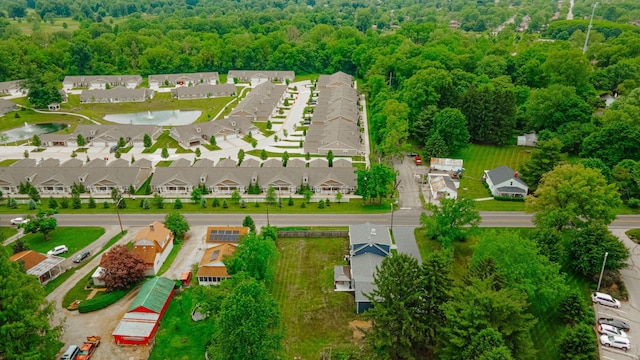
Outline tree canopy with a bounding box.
[97,244,147,291]
[0,246,62,359]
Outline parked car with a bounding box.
[598,317,631,332]
[600,334,630,351]
[60,345,79,360]
[592,292,621,308]
[47,245,69,256]
[407,152,419,157]
[599,324,628,338]
[73,251,91,263]
[10,217,29,225]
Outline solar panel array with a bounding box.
[209,229,241,242]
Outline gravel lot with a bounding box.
[50,225,209,360]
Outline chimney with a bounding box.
[149,224,155,231]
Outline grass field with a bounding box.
[0,196,391,215]
[415,227,591,360]
[60,230,128,306]
[0,108,88,134]
[272,237,365,358]
[148,290,213,360]
[13,227,105,258]
[141,131,192,153]
[1,226,18,242]
[453,144,532,199]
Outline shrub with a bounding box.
[72,196,82,209]
[7,197,17,209]
[28,199,37,210]
[174,199,183,209]
[48,197,58,209]
[493,196,525,202]
[222,200,228,208]
[141,199,150,210]
[288,196,294,206]
[318,200,325,209]
[301,202,306,208]
[88,197,96,208]
[77,289,130,313]
[60,197,69,209]
[628,198,640,209]
[212,198,220,207]
[103,201,110,208]
[200,198,207,208]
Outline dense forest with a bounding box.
[2,0,640,359]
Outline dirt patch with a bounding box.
[348,320,371,342]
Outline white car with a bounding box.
[599,324,628,338]
[592,292,621,308]
[600,334,630,351]
[47,245,68,256]
[10,217,29,225]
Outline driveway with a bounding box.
[395,155,425,209]
[51,225,209,360]
[596,229,640,360]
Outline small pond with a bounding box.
[103,110,202,126]
[1,123,68,143]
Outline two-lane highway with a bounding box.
[4,211,640,229]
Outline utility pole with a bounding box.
[597,252,608,292]
[115,197,124,236]
[583,2,598,54]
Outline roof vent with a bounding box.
[370,229,376,236]
[149,224,155,231]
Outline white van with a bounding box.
[60,345,79,360]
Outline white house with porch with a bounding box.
[483,165,529,197]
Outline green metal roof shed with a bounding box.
[128,276,175,315]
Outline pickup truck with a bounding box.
[76,336,101,360]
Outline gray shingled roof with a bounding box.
[486,165,527,187]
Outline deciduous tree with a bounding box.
[0,247,62,359]
[21,208,57,241]
[421,197,480,248]
[564,223,629,278]
[164,211,190,240]
[209,277,282,360]
[558,324,598,360]
[431,108,469,155]
[526,164,620,230]
[98,244,147,291]
[225,233,278,285]
[472,230,568,312]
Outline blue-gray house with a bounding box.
[334,222,392,313]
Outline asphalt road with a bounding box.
[4,211,640,229]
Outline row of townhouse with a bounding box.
[0,156,357,197]
[40,124,163,148]
[169,115,257,147]
[170,83,236,100]
[0,98,19,116]
[229,81,288,122]
[227,70,294,86]
[148,72,220,89]
[0,80,27,96]
[63,75,143,90]
[0,158,152,196]
[80,87,155,104]
[304,72,363,156]
[150,161,357,196]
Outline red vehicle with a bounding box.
[414,155,422,165]
[76,336,101,360]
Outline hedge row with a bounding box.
[493,196,525,202]
[77,289,130,313]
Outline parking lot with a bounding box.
[598,229,640,360]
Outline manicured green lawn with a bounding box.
[149,290,213,360]
[272,237,366,359]
[157,241,183,276]
[141,131,192,153]
[0,159,20,166]
[1,226,18,243]
[454,144,532,200]
[15,227,105,258]
[50,230,127,297]
[474,199,525,211]
[0,197,391,215]
[0,108,87,134]
[61,92,232,124]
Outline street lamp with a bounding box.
[597,252,609,292]
[390,201,394,233]
[115,197,124,236]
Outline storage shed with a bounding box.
[112,277,175,345]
